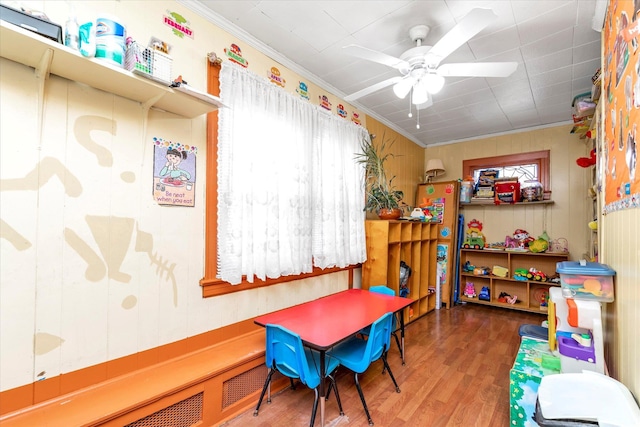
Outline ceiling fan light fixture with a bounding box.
[393,77,415,99]
[424,74,445,94]
[412,82,429,105]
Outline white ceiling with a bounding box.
[182,0,603,147]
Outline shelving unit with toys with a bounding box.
[362,220,438,325]
[459,249,569,314]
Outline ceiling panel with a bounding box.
[188,0,603,147]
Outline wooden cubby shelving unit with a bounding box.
[459,249,569,314]
[362,220,437,324]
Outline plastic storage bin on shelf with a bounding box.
[556,260,615,302]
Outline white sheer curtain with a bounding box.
[217,63,367,284]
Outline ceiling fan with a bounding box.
[343,8,518,110]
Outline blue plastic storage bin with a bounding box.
[556,261,615,302]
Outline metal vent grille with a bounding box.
[222,365,271,408]
[125,392,203,427]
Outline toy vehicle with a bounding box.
[526,268,547,282]
[532,271,547,281]
[514,268,529,281]
[463,236,486,249]
[463,219,486,249]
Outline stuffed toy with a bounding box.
[576,148,596,167]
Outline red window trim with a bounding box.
[462,150,550,192]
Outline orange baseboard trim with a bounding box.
[0,318,261,416]
[0,329,267,427]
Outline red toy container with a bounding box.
[495,182,521,203]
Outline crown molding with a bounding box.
[177,0,426,147]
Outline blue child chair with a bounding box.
[361,285,404,363]
[327,312,400,426]
[253,324,343,426]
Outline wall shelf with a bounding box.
[460,199,554,208]
[0,20,224,118]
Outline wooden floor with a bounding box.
[221,303,545,427]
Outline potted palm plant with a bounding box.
[356,134,404,219]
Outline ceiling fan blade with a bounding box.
[416,97,433,110]
[425,8,498,66]
[343,45,409,70]
[436,62,518,77]
[344,76,403,101]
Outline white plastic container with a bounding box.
[460,179,473,203]
[64,12,79,50]
[95,16,126,67]
[78,22,96,57]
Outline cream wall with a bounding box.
[425,125,590,259]
[598,0,640,400]
[0,0,354,393]
[601,209,640,399]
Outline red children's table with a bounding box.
[254,288,413,426]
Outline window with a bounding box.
[462,150,550,193]
[201,62,365,297]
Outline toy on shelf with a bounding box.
[473,266,490,276]
[486,242,506,250]
[464,282,476,298]
[418,198,436,222]
[494,178,521,204]
[548,237,569,254]
[478,286,490,301]
[533,288,549,311]
[504,235,520,249]
[410,206,434,222]
[527,268,548,282]
[492,265,509,278]
[462,218,486,249]
[514,268,529,281]
[498,292,518,304]
[546,274,561,285]
[529,231,550,253]
[462,261,475,273]
[514,229,534,248]
[409,207,425,219]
